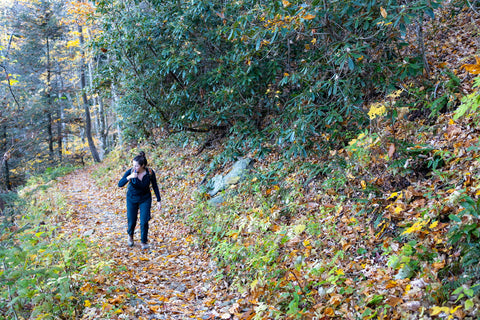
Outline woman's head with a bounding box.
[132,151,147,171]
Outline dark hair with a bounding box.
[133,151,147,167]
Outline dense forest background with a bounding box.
[1,0,480,318]
[2,0,477,186]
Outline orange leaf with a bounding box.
[380,7,387,18]
[432,261,445,271]
[108,294,125,305]
[329,294,342,306]
[388,143,396,158]
[324,307,335,316]
[461,56,480,74]
[149,305,161,312]
[271,224,281,232]
[303,14,316,20]
[385,280,397,289]
[385,296,403,307]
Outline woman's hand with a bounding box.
[127,169,138,180]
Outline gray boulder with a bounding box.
[207,158,253,198]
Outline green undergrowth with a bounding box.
[0,166,109,320]
[20,164,80,198]
[184,110,480,318]
[188,160,354,318]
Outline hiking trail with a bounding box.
[55,166,239,320]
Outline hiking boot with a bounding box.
[128,235,134,247]
[141,243,150,250]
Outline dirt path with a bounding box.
[56,167,238,320]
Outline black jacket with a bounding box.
[118,168,161,202]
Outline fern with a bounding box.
[454,76,480,120]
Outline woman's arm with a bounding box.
[118,169,132,187]
[150,170,161,202]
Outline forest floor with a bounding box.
[54,165,239,320]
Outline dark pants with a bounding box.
[126,195,152,244]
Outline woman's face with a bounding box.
[132,160,144,172]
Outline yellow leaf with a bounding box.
[394,206,404,215]
[250,279,258,290]
[336,205,343,214]
[336,269,345,276]
[84,300,91,307]
[380,7,387,18]
[282,0,291,7]
[429,220,438,229]
[387,191,402,200]
[402,219,428,234]
[303,14,316,20]
[2,79,19,85]
[293,224,305,234]
[361,180,366,189]
[302,239,310,247]
[404,284,411,294]
[450,305,461,314]
[368,103,387,120]
[430,306,451,316]
[66,39,80,48]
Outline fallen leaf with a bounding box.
[385,296,403,307]
[461,56,480,74]
[388,143,396,158]
[380,7,387,18]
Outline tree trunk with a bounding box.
[57,63,65,162]
[57,106,63,162]
[417,13,430,76]
[78,24,101,163]
[98,96,108,155]
[46,112,54,159]
[46,37,55,161]
[1,125,10,191]
[111,80,122,146]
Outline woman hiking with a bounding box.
[118,151,161,249]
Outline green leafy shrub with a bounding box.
[0,176,101,319]
[454,75,480,120]
[447,196,480,296]
[94,0,444,158]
